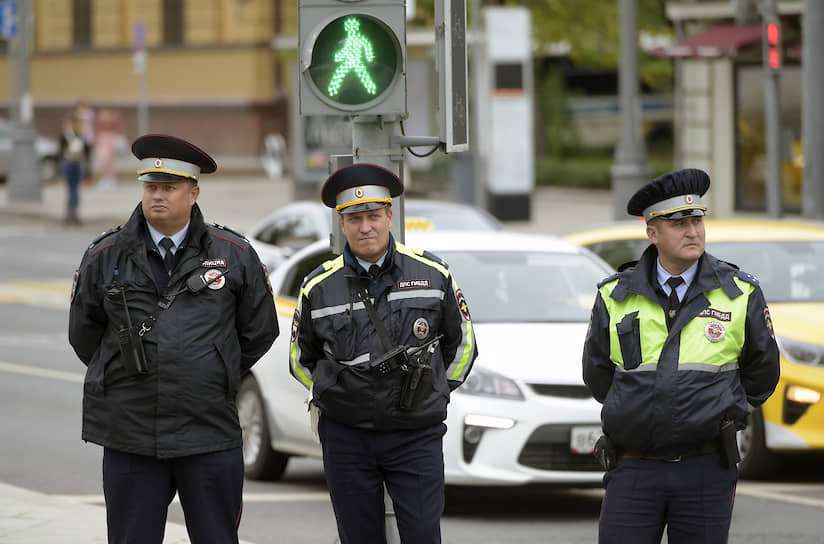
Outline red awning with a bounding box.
[649,23,762,59]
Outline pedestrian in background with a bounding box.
[74,100,95,187]
[68,134,279,544]
[58,113,88,225]
[582,168,780,543]
[94,107,125,190]
[289,163,478,543]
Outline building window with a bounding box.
[73,0,92,48]
[164,0,184,46]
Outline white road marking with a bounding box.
[737,482,824,510]
[0,360,83,383]
[0,279,71,309]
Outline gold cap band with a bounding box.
[644,194,707,221]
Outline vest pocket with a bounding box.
[616,311,642,370]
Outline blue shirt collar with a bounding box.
[147,221,189,256]
[656,258,698,296]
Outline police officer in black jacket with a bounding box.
[68,134,278,544]
[289,163,478,543]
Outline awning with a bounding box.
[649,23,762,59]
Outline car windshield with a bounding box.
[438,250,607,323]
[708,241,824,303]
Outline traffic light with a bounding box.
[765,20,781,71]
[298,0,407,116]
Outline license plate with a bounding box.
[570,425,602,455]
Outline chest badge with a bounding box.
[413,317,430,340]
[203,269,226,290]
[704,321,726,342]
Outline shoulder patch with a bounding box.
[736,270,759,286]
[597,272,620,289]
[88,225,121,250]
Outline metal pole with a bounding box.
[610,0,650,219]
[762,0,783,218]
[470,0,486,210]
[138,52,149,136]
[8,0,40,202]
[802,0,824,218]
[350,115,403,543]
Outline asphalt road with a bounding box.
[3,213,824,543]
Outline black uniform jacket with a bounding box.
[290,236,477,431]
[582,244,780,454]
[69,203,278,458]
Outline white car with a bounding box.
[239,230,612,486]
[245,200,503,272]
[0,119,59,182]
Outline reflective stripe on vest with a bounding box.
[599,277,753,371]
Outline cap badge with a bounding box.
[685,195,694,204]
[704,321,726,342]
[203,269,226,290]
[154,159,163,168]
[413,317,430,340]
[354,187,364,198]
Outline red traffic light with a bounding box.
[765,21,781,70]
[767,22,780,46]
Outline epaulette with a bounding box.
[211,223,248,242]
[411,247,449,269]
[597,272,621,289]
[617,260,638,272]
[735,269,759,287]
[720,259,740,271]
[306,255,343,281]
[87,225,121,250]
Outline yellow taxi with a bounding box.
[564,218,824,478]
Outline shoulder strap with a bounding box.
[357,287,396,352]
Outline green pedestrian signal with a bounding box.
[308,15,399,107]
[298,1,407,116]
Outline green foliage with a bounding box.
[412,0,674,90]
[536,150,674,189]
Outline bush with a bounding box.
[536,153,673,189]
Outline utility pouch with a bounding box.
[719,419,740,468]
[594,435,617,471]
[399,363,432,411]
[117,326,148,377]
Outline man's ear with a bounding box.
[646,220,658,243]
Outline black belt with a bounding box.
[619,440,720,462]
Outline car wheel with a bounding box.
[737,407,780,479]
[38,157,57,182]
[237,376,289,481]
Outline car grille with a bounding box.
[527,384,593,399]
[517,424,603,472]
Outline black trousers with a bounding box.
[598,454,737,544]
[102,447,244,544]
[319,416,447,544]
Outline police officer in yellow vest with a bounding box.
[582,168,780,543]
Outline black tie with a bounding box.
[666,276,684,326]
[159,237,175,277]
[368,264,381,279]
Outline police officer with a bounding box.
[289,163,478,543]
[68,134,278,544]
[582,168,780,544]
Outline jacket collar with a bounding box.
[118,202,209,254]
[611,244,742,302]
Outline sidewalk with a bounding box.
[0,173,612,237]
[0,482,254,544]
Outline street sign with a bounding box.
[0,0,18,40]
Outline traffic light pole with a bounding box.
[762,0,783,218]
[7,0,40,203]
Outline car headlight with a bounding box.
[776,336,824,367]
[457,367,524,400]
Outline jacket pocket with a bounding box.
[616,311,642,370]
[215,342,240,399]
